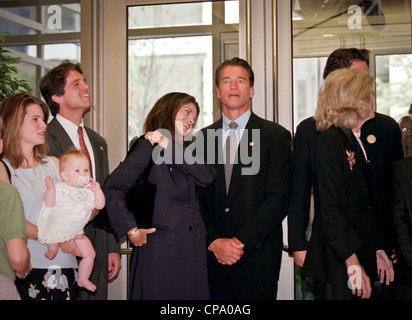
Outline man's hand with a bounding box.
[209,237,244,265]
[293,250,307,267]
[108,252,121,280]
[345,253,372,299]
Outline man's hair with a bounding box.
[39,59,84,116]
[323,48,370,79]
[215,57,254,87]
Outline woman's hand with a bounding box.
[127,227,156,247]
[376,249,395,285]
[345,253,372,299]
[145,131,169,149]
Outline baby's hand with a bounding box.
[45,176,55,189]
[87,178,101,191]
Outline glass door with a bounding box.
[291,0,411,300]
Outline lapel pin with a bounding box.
[100,146,104,151]
[367,135,376,144]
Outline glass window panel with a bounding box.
[291,0,411,300]
[43,43,80,63]
[14,60,37,94]
[128,3,212,29]
[225,1,239,24]
[375,54,412,121]
[0,17,36,36]
[51,4,81,32]
[293,0,411,131]
[128,36,213,142]
[5,45,36,57]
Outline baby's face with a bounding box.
[61,156,91,188]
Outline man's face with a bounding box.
[349,60,369,73]
[54,70,92,111]
[216,65,254,113]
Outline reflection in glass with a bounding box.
[128,3,212,29]
[128,36,212,142]
[376,54,412,121]
[293,0,411,131]
[291,0,411,300]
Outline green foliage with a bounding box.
[0,33,32,103]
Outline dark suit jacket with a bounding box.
[198,112,292,283]
[303,126,382,284]
[287,117,318,253]
[287,113,403,256]
[46,117,120,299]
[391,157,412,286]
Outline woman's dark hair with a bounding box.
[143,92,199,143]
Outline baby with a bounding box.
[37,150,105,292]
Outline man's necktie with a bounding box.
[77,126,93,178]
[224,121,238,194]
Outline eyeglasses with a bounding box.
[401,127,412,133]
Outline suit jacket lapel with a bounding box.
[47,118,75,156]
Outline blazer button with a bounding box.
[224,208,230,213]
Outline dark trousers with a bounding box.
[208,262,278,300]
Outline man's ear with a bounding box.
[52,94,63,105]
[216,87,221,99]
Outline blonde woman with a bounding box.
[302,69,394,300]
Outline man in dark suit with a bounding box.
[198,57,292,299]
[287,48,403,299]
[391,156,412,299]
[40,60,121,300]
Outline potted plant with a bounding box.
[0,33,31,102]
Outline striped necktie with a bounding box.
[78,126,93,178]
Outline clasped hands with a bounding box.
[209,237,245,265]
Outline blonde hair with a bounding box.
[314,69,374,132]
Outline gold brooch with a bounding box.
[346,150,356,171]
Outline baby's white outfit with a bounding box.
[37,181,95,244]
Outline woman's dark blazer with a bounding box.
[303,126,383,285]
[103,138,216,299]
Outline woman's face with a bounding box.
[367,93,376,119]
[20,103,47,148]
[175,102,198,140]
